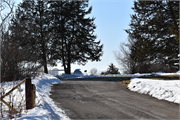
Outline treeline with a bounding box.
[1,0,103,82]
[115,0,179,74]
[89,63,120,75]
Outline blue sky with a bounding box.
[66,0,135,74]
[4,0,135,74]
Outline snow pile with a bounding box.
[100,74,135,77]
[128,78,180,104]
[98,73,152,78]
[155,72,180,76]
[56,74,77,79]
[0,73,70,120]
[18,73,70,120]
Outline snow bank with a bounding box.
[17,73,70,120]
[155,72,180,76]
[128,78,180,104]
[0,73,70,120]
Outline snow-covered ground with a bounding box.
[128,78,180,104]
[0,73,70,120]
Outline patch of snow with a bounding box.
[0,73,70,120]
[58,74,76,79]
[155,72,180,76]
[128,78,180,104]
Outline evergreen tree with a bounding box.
[10,0,55,73]
[49,0,103,74]
[9,0,103,75]
[125,0,179,73]
[105,63,120,75]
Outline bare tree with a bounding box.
[114,36,136,74]
[1,27,41,81]
[0,0,15,28]
[1,0,15,82]
[90,68,98,75]
[1,0,42,82]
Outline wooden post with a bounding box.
[32,84,36,108]
[25,75,32,110]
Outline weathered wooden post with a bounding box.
[0,76,35,113]
[32,84,36,108]
[25,75,32,110]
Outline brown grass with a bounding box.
[0,82,26,119]
[118,74,180,89]
[160,74,180,77]
[118,80,131,89]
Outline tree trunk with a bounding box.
[42,45,48,73]
[64,51,71,74]
[42,49,48,73]
[66,62,71,74]
[44,63,48,74]
[63,62,67,74]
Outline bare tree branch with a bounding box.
[114,36,136,74]
[0,0,15,28]
[90,68,97,75]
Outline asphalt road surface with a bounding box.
[50,77,179,120]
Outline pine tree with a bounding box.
[10,0,55,73]
[105,63,120,75]
[9,0,103,75]
[49,0,103,74]
[125,0,179,73]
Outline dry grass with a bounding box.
[160,74,180,77]
[139,74,179,80]
[118,80,131,89]
[0,81,26,119]
[118,74,180,89]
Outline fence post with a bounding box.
[25,75,32,110]
[32,84,36,108]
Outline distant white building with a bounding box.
[48,68,64,76]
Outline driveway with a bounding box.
[50,77,179,119]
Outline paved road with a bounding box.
[50,77,179,120]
